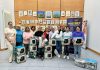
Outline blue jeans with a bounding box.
[74,45,81,58]
[56,41,62,54]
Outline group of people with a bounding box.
[5,21,85,63]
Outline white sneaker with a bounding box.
[63,55,66,59]
[67,56,69,59]
[74,57,76,60]
[57,54,60,58]
[27,55,29,58]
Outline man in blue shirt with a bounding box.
[72,26,85,59]
[16,25,23,46]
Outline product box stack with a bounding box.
[14,46,26,63]
[43,40,52,59]
[29,37,37,59]
[74,58,97,70]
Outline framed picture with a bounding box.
[51,20,54,24]
[25,20,30,24]
[60,20,63,24]
[45,11,52,19]
[63,20,67,24]
[55,20,60,24]
[24,11,27,16]
[61,11,65,17]
[70,11,75,17]
[43,20,46,24]
[35,20,38,24]
[75,11,80,17]
[53,11,60,18]
[21,20,25,24]
[66,11,70,17]
[38,19,43,24]
[37,11,45,18]
[28,10,33,16]
[33,11,37,16]
[29,20,34,24]
[19,11,24,17]
[46,20,51,24]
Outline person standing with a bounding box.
[34,27,44,60]
[16,25,23,46]
[82,19,88,49]
[72,26,85,59]
[23,27,33,57]
[63,26,72,59]
[5,21,16,63]
[30,26,36,36]
[53,26,62,58]
[43,28,49,41]
[49,27,56,57]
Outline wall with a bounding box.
[14,0,84,26]
[0,0,14,49]
[84,0,100,53]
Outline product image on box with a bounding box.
[76,39,82,43]
[15,46,25,55]
[30,38,36,45]
[44,52,52,59]
[15,55,26,64]
[49,39,56,46]
[84,58,97,70]
[29,51,37,59]
[64,39,68,43]
[29,45,37,52]
[75,58,86,68]
[62,39,70,45]
[45,45,52,52]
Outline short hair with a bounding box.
[31,26,36,30]
[65,26,70,30]
[8,21,12,25]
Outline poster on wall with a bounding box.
[66,11,70,17]
[75,11,80,17]
[38,11,45,18]
[43,20,46,24]
[51,20,54,24]
[33,11,37,16]
[46,20,51,24]
[28,10,33,16]
[24,11,27,16]
[60,20,63,24]
[21,20,26,24]
[29,20,34,24]
[61,11,65,17]
[53,11,60,18]
[45,11,52,19]
[70,11,75,17]
[67,18,82,31]
[19,11,24,17]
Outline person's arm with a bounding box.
[72,32,76,45]
[60,31,63,38]
[80,32,85,45]
[23,32,27,40]
[51,31,58,39]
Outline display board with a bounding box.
[14,0,84,27]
